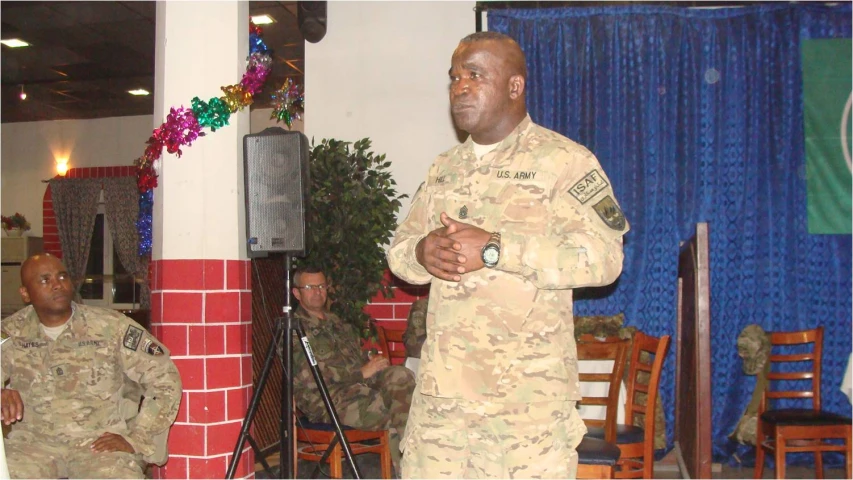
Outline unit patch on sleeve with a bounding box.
[141,338,165,356]
[568,170,609,204]
[123,325,143,351]
[592,196,627,231]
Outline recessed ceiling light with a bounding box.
[128,89,150,96]
[251,15,275,25]
[1,39,30,48]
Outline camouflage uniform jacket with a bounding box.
[387,115,629,403]
[0,304,182,461]
[292,307,369,421]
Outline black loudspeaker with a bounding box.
[298,1,327,43]
[243,128,310,257]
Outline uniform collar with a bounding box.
[460,115,534,169]
[295,306,333,330]
[25,302,87,340]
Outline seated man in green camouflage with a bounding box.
[403,298,428,360]
[0,253,182,479]
[291,267,415,475]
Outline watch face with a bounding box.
[483,247,499,264]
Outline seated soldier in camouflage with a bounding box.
[402,297,428,359]
[0,253,182,479]
[291,267,415,475]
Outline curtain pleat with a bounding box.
[49,178,103,295]
[103,176,150,309]
[489,2,852,466]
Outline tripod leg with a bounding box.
[291,318,363,479]
[225,319,283,479]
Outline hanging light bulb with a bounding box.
[19,85,27,101]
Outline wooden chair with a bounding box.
[753,327,852,479]
[577,334,630,442]
[577,436,622,479]
[576,335,630,479]
[586,331,671,479]
[376,325,407,364]
[294,411,392,479]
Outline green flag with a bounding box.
[803,39,852,234]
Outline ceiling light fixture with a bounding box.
[19,85,26,101]
[128,89,150,96]
[1,38,30,48]
[251,14,275,25]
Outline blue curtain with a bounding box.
[490,3,852,466]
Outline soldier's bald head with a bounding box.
[458,32,528,79]
[19,253,74,324]
[20,253,64,284]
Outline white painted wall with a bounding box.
[0,115,152,236]
[305,1,476,221]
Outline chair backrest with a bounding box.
[376,325,407,363]
[577,334,630,443]
[624,331,671,436]
[762,326,823,412]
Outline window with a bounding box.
[79,205,142,309]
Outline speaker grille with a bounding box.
[243,129,309,256]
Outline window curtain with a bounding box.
[103,176,150,309]
[49,178,102,296]
[489,3,852,465]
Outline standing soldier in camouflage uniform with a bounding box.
[291,267,415,475]
[0,253,182,479]
[387,31,629,479]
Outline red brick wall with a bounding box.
[371,270,430,363]
[42,166,136,258]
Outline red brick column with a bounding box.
[149,259,253,479]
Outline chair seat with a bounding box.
[585,425,646,444]
[297,416,356,431]
[577,435,621,466]
[761,409,852,426]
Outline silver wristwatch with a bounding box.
[481,232,501,268]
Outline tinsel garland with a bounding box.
[135,22,305,256]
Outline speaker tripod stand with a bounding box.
[225,254,362,479]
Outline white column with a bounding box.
[153,1,249,262]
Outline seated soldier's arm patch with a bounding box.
[123,325,144,351]
[141,337,165,356]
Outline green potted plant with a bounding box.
[297,138,407,338]
[1,213,31,237]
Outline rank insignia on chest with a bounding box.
[123,325,143,351]
[459,205,468,219]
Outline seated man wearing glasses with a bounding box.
[291,266,415,475]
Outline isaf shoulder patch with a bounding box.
[593,196,627,231]
[569,170,609,204]
[123,325,143,351]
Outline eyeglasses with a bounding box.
[299,284,328,292]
